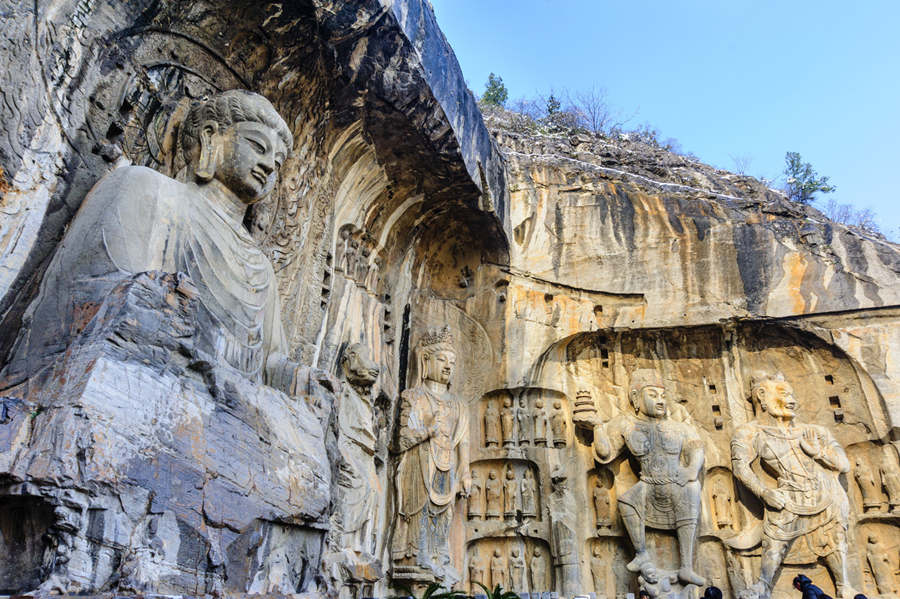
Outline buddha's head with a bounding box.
[417,326,455,387]
[629,368,667,419]
[750,371,795,422]
[181,90,292,203]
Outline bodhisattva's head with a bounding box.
[180,90,292,203]
[629,368,667,419]
[750,371,795,422]
[417,326,455,387]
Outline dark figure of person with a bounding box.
[639,590,651,599]
[793,575,833,599]
[702,586,723,599]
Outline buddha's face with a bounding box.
[635,385,667,419]
[423,349,455,385]
[756,379,796,420]
[214,121,287,203]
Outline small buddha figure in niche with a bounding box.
[484,400,501,448]
[467,470,485,520]
[590,544,608,595]
[593,477,611,528]
[711,480,733,530]
[485,470,502,519]
[530,547,547,592]
[508,547,526,591]
[866,535,898,595]
[533,399,549,446]
[500,396,516,447]
[521,469,537,518]
[855,457,882,512]
[881,446,900,512]
[503,465,520,518]
[3,90,305,391]
[469,547,486,594]
[490,548,506,589]
[517,396,532,445]
[550,399,567,447]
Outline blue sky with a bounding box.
[430,0,900,239]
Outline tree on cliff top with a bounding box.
[783,151,835,204]
[482,73,508,106]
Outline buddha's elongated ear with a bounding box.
[195,121,220,181]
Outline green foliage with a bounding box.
[546,93,561,115]
[389,582,468,599]
[482,73,508,106]
[783,151,835,204]
[472,581,521,599]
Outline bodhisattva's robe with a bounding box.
[4,166,290,385]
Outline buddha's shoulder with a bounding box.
[87,165,187,212]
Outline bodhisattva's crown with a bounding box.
[418,325,453,349]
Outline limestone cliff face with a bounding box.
[479,119,900,433]
[453,117,900,599]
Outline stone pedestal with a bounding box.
[0,273,333,595]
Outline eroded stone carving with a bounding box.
[731,372,852,599]
[517,396,532,446]
[534,399,549,446]
[879,446,900,513]
[711,480,733,530]
[550,399,568,447]
[503,465,521,519]
[486,470,502,519]
[501,396,516,447]
[590,369,705,587]
[490,548,506,589]
[468,470,485,520]
[509,547,527,591]
[854,457,882,512]
[469,546,486,594]
[593,475,612,529]
[865,535,897,595]
[522,468,538,518]
[530,547,548,592]
[485,400,501,448]
[392,326,470,585]
[324,342,382,593]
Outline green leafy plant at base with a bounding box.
[389,582,469,599]
[472,581,521,599]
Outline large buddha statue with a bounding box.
[3,90,302,392]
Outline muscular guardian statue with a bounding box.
[731,372,852,599]
[391,326,471,585]
[4,90,302,392]
[591,369,705,586]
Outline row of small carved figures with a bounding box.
[467,465,538,520]
[483,397,568,449]
[853,451,900,514]
[468,546,550,594]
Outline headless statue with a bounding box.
[4,90,301,393]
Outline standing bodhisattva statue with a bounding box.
[4,90,303,392]
[591,369,705,586]
[392,326,471,585]
[731,372,853,599]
